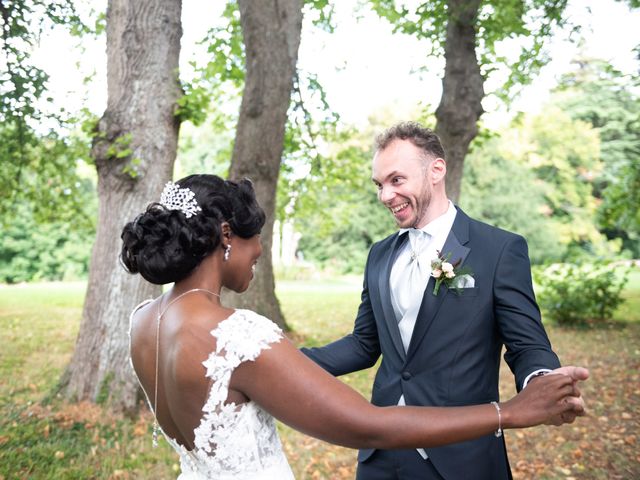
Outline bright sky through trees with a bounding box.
[32,0,640,129]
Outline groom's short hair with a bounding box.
[375,122,446,161]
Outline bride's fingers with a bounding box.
[546,414,564,426]
[556,381,578,400]
[542,373,573,393]
[560,411,578,424]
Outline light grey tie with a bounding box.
[396,228,431,325]
[395,229,433,460]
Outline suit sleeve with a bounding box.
[493,234,560,391]
[301,247,381,376]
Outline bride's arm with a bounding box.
[230,337,585,449]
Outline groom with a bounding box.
[303,122,587,479]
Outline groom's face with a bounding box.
[372,139,432,229]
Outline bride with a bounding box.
[122,174,586,479]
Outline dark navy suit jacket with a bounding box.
[302,207,560,480]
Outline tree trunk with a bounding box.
[224,0,303,330]
[435,0,484,203]
[59,0,182,412]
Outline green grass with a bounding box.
[1,278,639,479]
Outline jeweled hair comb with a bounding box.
[159,181,202,218]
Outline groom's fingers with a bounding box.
[551,366,590,382]
[570,384,581,398]
[565,395,586,415]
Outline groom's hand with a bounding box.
[529,366,589,426]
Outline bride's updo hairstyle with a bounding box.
[120,174,265,285]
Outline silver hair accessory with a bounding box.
[159,181,202,218]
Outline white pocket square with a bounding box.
[453,274,475,288]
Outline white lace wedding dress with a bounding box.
[130,305,295,479]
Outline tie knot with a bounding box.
[409,228,428,238]
[408,229,430,257]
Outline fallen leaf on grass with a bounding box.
[555,465,572,475]
[133,418,147,437]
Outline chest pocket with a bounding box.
[446,287,479,298]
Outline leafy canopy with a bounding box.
[0,0,95,225]
[369,0,573,99]
[554,59,640,252]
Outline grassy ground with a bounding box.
[0,274,638,479]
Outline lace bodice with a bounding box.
[130,305,295,479]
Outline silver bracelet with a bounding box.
[491,401,503,437]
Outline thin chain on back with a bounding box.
[152,288,220,447]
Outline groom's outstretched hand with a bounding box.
[530,366,590,426]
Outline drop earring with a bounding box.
[224,244,231,261]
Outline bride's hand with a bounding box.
[500,370,589,429]
[541,366,589,426]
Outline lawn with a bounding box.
[0,276,638,479]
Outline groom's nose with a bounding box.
[378,184,395,204]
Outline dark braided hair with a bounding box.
[120,174,265,285]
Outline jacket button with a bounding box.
[402,371,412,380]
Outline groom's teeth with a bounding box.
[391,203,408,213]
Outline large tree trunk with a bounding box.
[224,0,303,330]
[435,0,484,203]
[59,0,182,412]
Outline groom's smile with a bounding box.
[372,139,436,229]
[391,202,409,215]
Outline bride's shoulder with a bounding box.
[129,298,156,342]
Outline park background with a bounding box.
[1,0,639,478]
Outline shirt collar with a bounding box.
[398,200,457,237]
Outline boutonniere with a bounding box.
[431,250,474,295]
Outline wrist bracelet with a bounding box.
[491,401,503,437]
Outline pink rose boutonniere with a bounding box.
[431,250,474,295]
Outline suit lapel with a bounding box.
[378,232,408,361]
[406,207,471,360]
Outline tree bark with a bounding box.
[224,0,303,330]
[59,0,182,412]
[435,0,484,203]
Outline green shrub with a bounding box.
[535,262,630,326]
[0,208,94,283]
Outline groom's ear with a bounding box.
[429,157,447,184]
